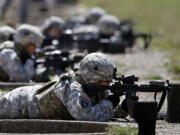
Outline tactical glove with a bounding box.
[106,95,120,108]
[121,98,128,113]
[114,99,129,118]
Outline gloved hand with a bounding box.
[121,98,128,113]
[114,99,129,118]
[106,95,120,108]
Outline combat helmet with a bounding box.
[42,16,65,35]
[79,53,115,84]
[87,7,106,24]
[71,15,86,25]
[0,26,15,44]
[97,14,120,35]
[14,24,43,47]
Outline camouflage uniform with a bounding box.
[42,16,73,50]
[0,53,115,121]
[86,7,106,24]
[0,41,35,82]
[0,24,43,82]
[0,75,113,121]
[97,14,120,36]
[42,16,64,36]
[0,84,43,118]
[64,15,86,30]
[73,25,98,35]
[0,26,15,44]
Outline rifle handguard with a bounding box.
[149,80,165,86]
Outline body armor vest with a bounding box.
[35,77,74,120]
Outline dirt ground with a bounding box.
[108,50,180,135]
[111,119,180,135]
[109,50,172,80]
[3,3,180,134]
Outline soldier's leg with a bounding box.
[0,93,15,118]
[0,0,13,20]
[18,0,30,23]
[0,85,42,119]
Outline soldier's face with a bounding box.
[26,43,36,54]
[96,80,112,86]
[49,27,61,38]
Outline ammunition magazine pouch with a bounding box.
[35,79,74,120]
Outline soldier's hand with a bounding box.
[121,98,128,113]
[114,99,129,118]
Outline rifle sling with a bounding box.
[156,90,166,114]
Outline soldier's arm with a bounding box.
[62,81,114,122]
[24,59,36,79]
[0,49,32,81]
[68,97,114,121]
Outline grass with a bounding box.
[166,52,180,80]
[146,75,163,80]
[115,62,125,68]
[113,62,125,76]
[106,125,138,135]
[168,54,180,74]
[173,75,180,80]
[78,0,180,50]
[0,21,5,26]
[0,89,6,93]
[170,64,180,74]
[116,72,123,76]
[78,0,180,80]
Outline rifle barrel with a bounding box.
[83,84,170,94]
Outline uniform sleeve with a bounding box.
[0,49,35,82]
[55,80,114,122]
[24,59,36,79]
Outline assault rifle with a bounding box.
[74,19,156,53]
[83,73,171,115]
[83,69,171,135]
[118,19,153,50]
[41,33,74,50]
[36,50,84,75]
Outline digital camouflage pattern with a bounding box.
[0,85,43,118]
[78,53,115,84]
[70,15,86,25]
[35,78,74,120]
[0,75,114,121]
[0,24,42,82]
[14,24,43,47]
[97,14,119,35]
[54,75,114,121]
[0,52,115,121]
[87,7,106,24]
[0,41,35,82]
[0,26,15,44]
[73,25,98,35]
[42,16,65,35]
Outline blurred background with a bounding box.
[0,0,179,81]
